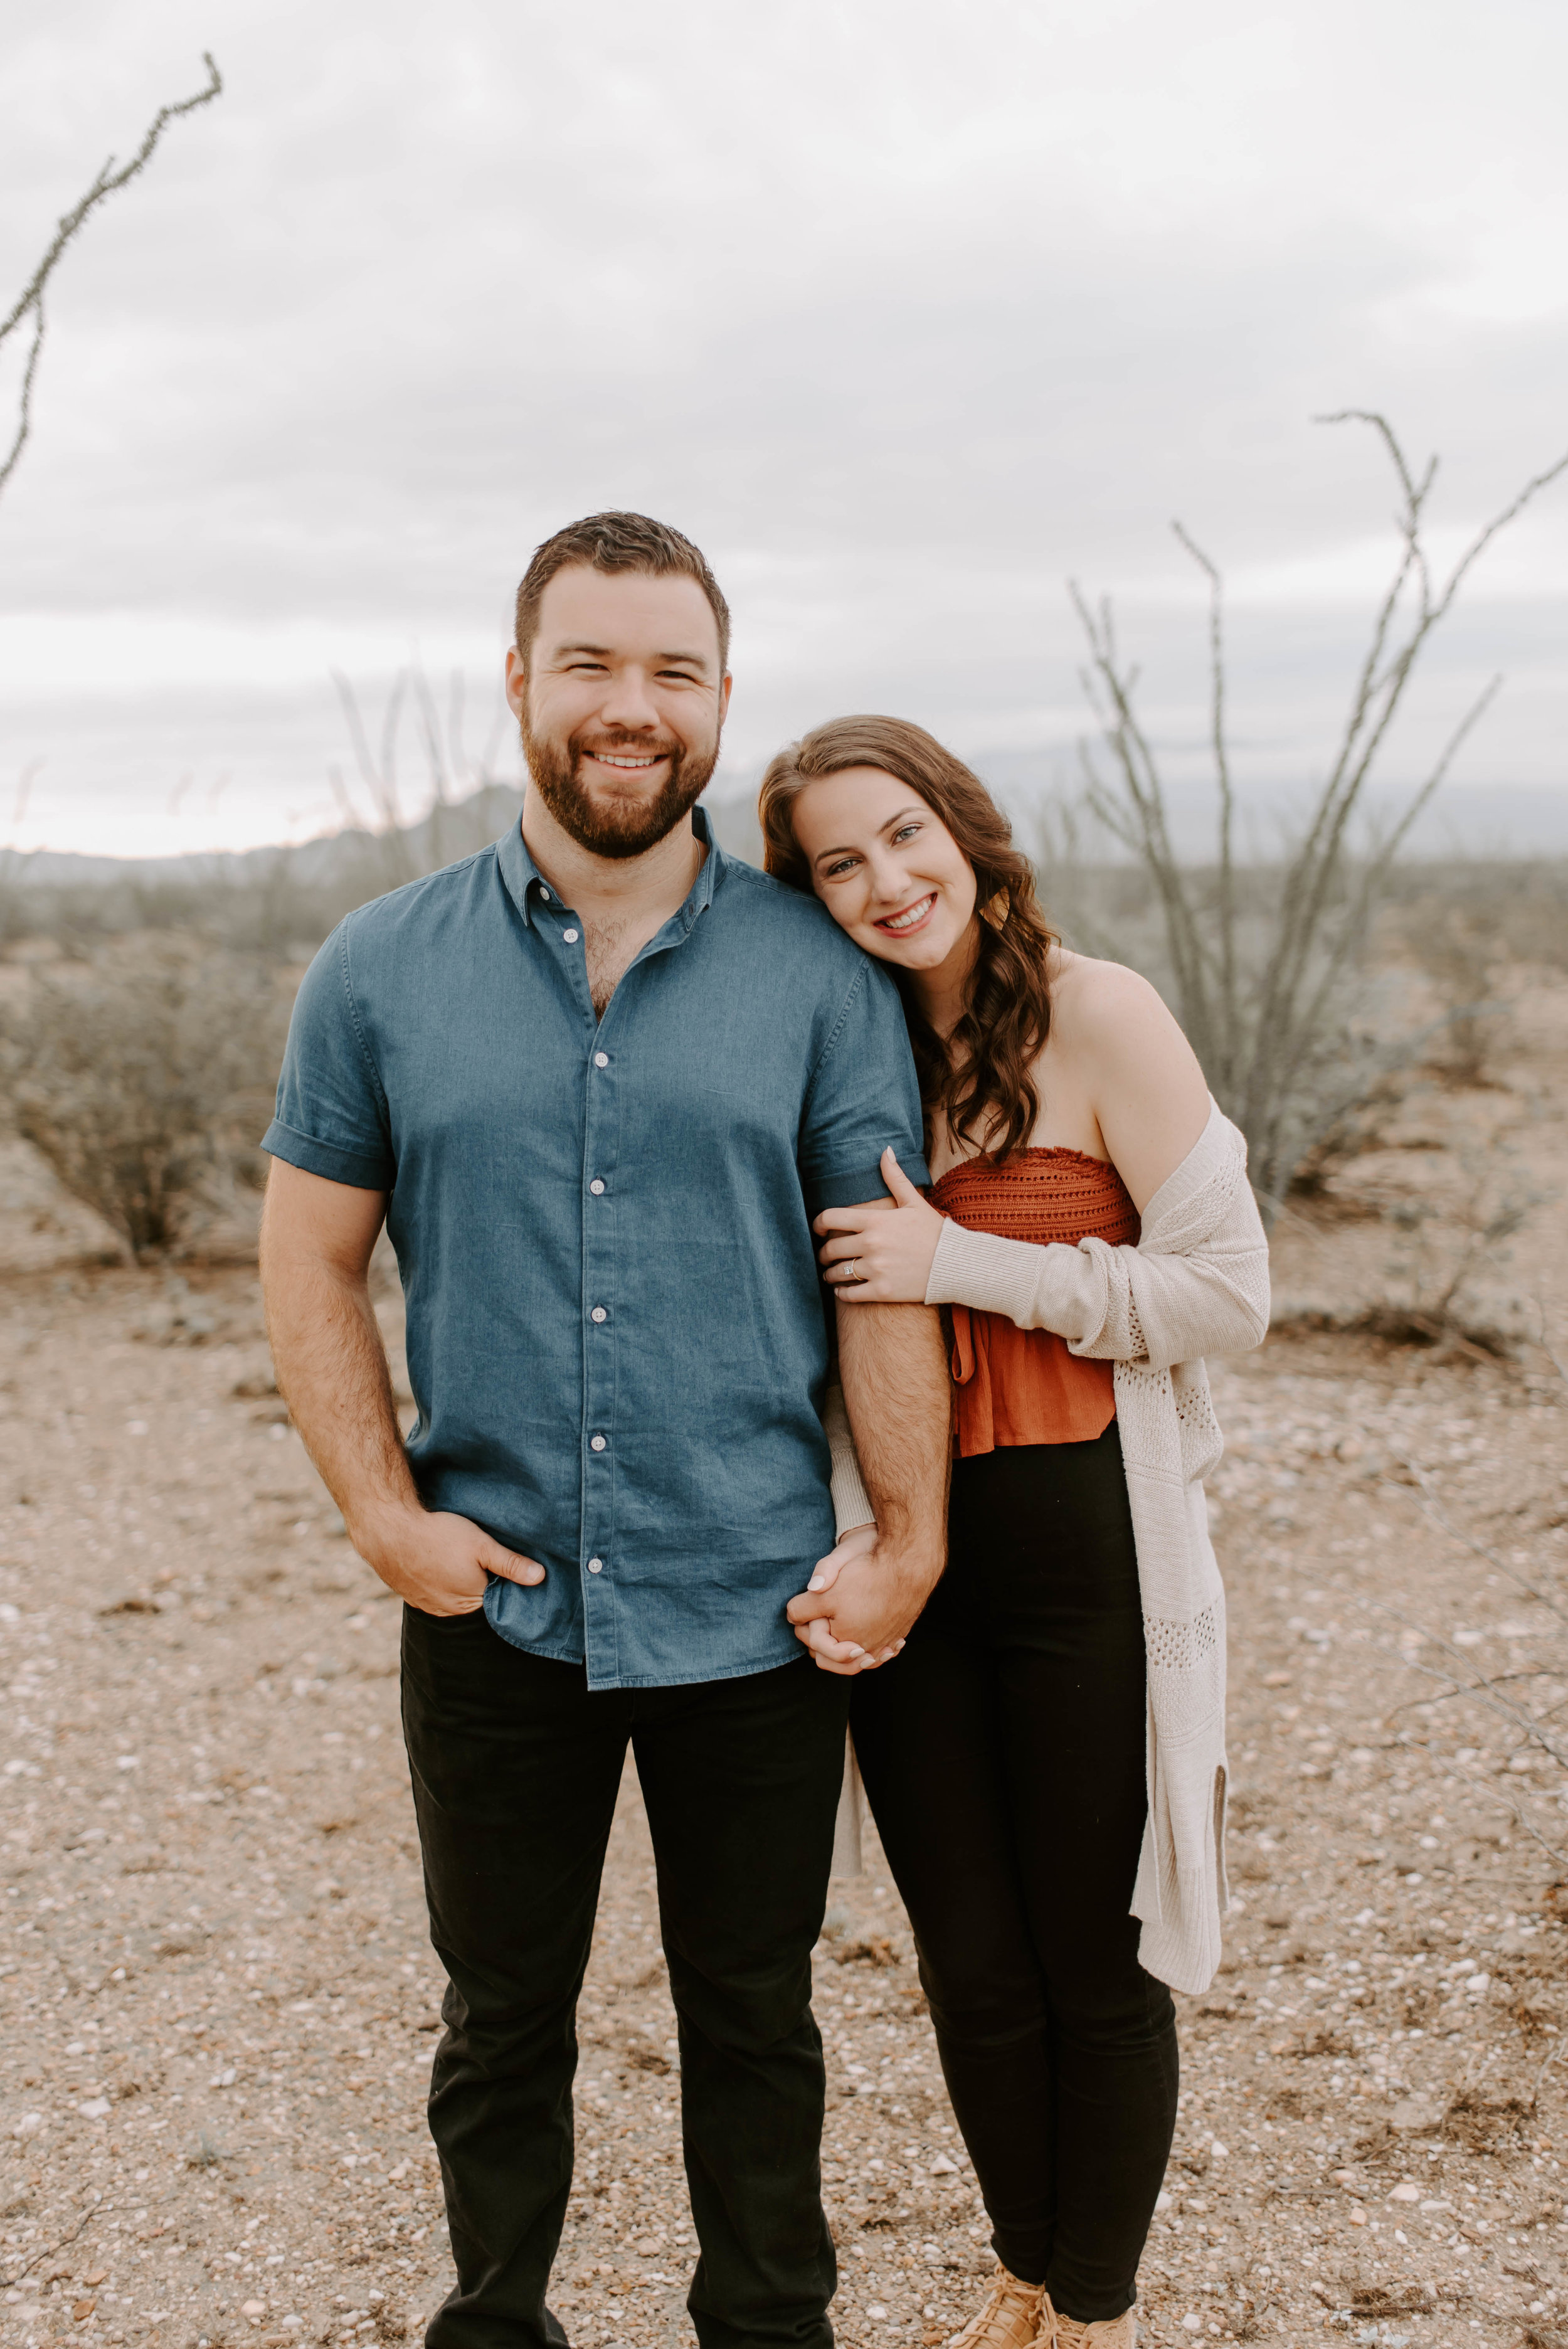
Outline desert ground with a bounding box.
[3,967,1567,2349]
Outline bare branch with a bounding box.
[0,303,46,500]
[0,54,222,507]
[1358,1596,1568,1768]
[1382,1457,1568,1627]
[1396,1732,1568,1875]
[1172,520,1238,1079]
[1072,408,1568,1209]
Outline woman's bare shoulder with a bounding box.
[1047,948,1177,1042]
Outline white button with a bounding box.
[563,928,580,943]
[591,1307,607,1324]
[539,886,551,900]
[593,1051,609,1069]
[590,1434,607,1452]
[587,1557,604,1574]
[590,1179,605,1196]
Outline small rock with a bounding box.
[73,2301,96,2323]
[12,2113,45,2139]
[929,2154,958,2174]
[1389,2183,1420,2202]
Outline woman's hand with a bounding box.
[814,1148,945,1304]
[788,1522,909,1673]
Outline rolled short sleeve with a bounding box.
[800,957,930,1211]
[262,922,395,1191]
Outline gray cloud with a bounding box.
[1,0,1565,856]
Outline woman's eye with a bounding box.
[824,858,859,879]
[891,824,921,845]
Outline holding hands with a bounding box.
[786,1523,913,1674]
[815,1147,945,1302]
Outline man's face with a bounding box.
[506,566,732,860]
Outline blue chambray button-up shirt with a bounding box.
[262,809,928,1690]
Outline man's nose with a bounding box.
[596,667,662,731]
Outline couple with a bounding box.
[258,512,1270,2349]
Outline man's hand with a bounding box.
[785,1524,899,1674]
[354,1502,546,1619]
[815,1148,945,1302]
[786,1522,938,1674]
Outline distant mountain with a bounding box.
[0,782,768,895]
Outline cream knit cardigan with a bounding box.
[822,1100,1269,1998]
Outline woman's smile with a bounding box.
[875,892,938,936]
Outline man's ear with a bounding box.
[504,645,529,721]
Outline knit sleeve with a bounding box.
[821,1381,876,1535]
[924,1113,1270,1372]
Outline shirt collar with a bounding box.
[497,801,728,933]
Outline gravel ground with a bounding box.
[3,1268,1568,2349]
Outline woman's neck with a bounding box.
[910,918,981,1039]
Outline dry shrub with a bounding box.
[0,937,292,1260]
[1068,411,1568,1216]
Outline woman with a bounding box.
[760,718,1269,2349]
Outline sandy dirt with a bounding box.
[3,973,1568,2349]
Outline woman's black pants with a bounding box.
[850,1425,1179,2325]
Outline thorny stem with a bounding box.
[1067,410,1568,1207]
[1172,522,1237,1086]
[1,56,223,507]
[1357,1594,1568,1769]
[1382,1457,1568,1629]
[1396,1733,1568,1877]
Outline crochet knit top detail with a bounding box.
[930,1148,1142,1456]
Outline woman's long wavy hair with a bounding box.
[758,716,1057,1165]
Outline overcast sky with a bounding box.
[1,0,1565,861]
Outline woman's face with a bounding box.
[790,766,978,974]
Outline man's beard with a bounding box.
[520,712,719,861]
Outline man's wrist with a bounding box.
[873,1524,945,1593]
[346,1492,426,1566]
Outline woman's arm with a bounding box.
[924,1133,1269,1369]
[812,960,1268,1368]
[822,1380,876,1535]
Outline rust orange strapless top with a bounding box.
[930,1148,1142,1457]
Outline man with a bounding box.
[259,511,950,2349]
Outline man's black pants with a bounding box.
[400,1609,852,2349]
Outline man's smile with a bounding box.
[583,749,668,772]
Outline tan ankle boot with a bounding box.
[945,2265,1046,2349]
[1039,2294,1137,2348]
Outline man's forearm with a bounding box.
[836,1299,950,1567]
[260,1240,417,1544]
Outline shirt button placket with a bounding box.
[583,1042,615,1638]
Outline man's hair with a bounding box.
[513,511,731,674]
